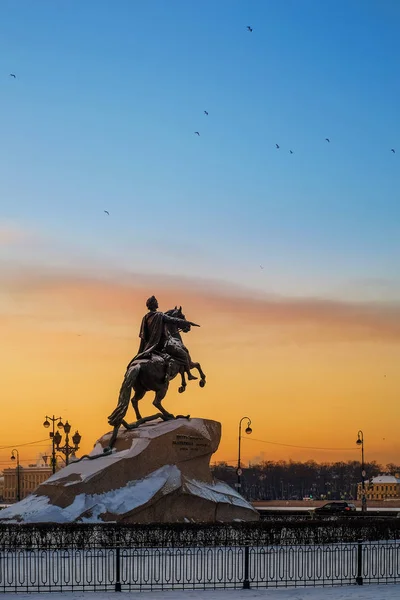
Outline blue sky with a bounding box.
[1,0,399,299]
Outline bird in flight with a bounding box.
[194,131,200,136]
[260,265,264,270]
[325,138,330,143]
[276,144,280,149]
[204,110,208,116]
[391,149,395,153]
[247,26,253,32]
[290,150,293,154]
[9,73,16,78]
[104,210,109,215]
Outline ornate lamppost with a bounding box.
[54,422,81,465]
[236,417,252,493]
[356,430,367,513]
[43,415,64,474]
[10,449,21,502]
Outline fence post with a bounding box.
[242,545,250,589]
[355,539,363,585]
[115,546,122,592]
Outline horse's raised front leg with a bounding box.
[190,360,206,387]
[153,385,174,419]
[178,367,187,394]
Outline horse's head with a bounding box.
[165,306,190,333]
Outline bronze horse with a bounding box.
[107,307,206,449]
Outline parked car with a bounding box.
[312,502,357,516]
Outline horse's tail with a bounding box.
[108,364,140,427]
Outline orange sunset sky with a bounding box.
[1,2,400,473]
[1,221,399,471]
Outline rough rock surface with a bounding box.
[0,418,259,523]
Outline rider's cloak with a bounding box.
[135,310,166,360]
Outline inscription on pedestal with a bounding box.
[173,434,210,452]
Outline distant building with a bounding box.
[0,475,4,501]
[3,464,53,502]
[357,474,400,501]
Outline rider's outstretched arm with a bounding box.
[162,314,200,328]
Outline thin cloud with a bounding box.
[0,220,34,246]
[1,265,400,344]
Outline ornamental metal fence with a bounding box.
[0,520,399,593]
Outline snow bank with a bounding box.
[45,437,150,486]
[185,479,253,509]
[0,465,182,523]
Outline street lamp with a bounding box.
[54,421,82,465]
[236,417,252,493]
[356,430,367,513]
[43,415,64,474]
[10,449,21,502]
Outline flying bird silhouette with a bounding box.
[194,131,200,136]
[104,210,109,215]
[260,265,264,270]
[391,149,395,153]
[325,138,330,143]
[247,26,253,32]
[9,73,16,78]
[290,150,293,154]
[276,144,280,149]
[204,111,208,116]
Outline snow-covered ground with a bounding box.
[1,585,399,599]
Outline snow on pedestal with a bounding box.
[0,418,259,523]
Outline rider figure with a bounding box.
[133,296,198,381]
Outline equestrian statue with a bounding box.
[107,295,206,449]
